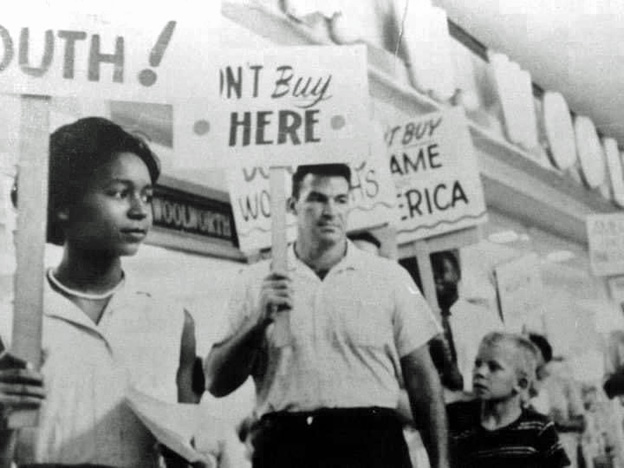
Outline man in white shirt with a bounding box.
[205,164,449,468]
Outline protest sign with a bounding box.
[494,253,544,333]
[174,45,370,168]
[228,166,296,253]
[228,152,398,253]
[380,106,487,244]
[0,3,219,102]
[587,213,624,276]
[348,123,400,232]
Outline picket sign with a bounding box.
[8,95,50,429]
[0,4,220,430]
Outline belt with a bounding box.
[260,407,399,429]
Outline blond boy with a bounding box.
[447,332,570,468]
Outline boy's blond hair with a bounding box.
[480,332,539,391]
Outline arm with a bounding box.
[401,345,450,468]
[163,312,201,468]
[177,310,199,404]
[429,334,464,391]
[204,272,292,397]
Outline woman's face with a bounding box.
[62,152,154,257]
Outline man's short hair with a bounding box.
[480,332,538,383]
[348,231,381,249]
[47,117,160,245]
[291,164,351,199]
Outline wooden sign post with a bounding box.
[269,166,290,345]
[8,95,50,429]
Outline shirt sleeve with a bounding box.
[211,267,257,346]
[538,420,571,467]
[392,265,442,357]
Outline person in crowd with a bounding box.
[204,164,449,468]
[429,250,504,402]
[528,333,586,468]
[447,331,570,468]
[603,329,624,400]
[0,117,205,467]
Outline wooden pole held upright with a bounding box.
[269,166,290,346]
[9,95,50,429]
[413,239,441,322]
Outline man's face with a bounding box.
[433,256,460,309]
[290,173,350,247]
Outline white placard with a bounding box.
[494,253,543,333]
[383,107,487,244]
[174,45,370,169]
[348,122,400,232]
[0,3,219,102]
[228,166,297,253]
[228,149,399,253]
[587,213,624,276]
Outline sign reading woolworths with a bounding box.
[383,107,487,244]
[151,185,236,245]
[587,213,624,276]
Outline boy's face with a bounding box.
[472,341,523,401]
[61,152,154,257]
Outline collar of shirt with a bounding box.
[43,270,141,335]
[286,240,366,279]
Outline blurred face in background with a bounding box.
[432,253,460,310]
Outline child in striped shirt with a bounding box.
[447,331,570,468]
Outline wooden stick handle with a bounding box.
[269,167,290,346]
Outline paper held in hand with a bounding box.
[125,387,226,466]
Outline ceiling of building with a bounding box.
[433,0,624,145]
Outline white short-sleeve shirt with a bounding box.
[4,275,185,467]
[218,242,440,417]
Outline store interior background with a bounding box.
[0,0,623,428]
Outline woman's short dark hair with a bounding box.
[45,117,160,245]
[291,164,351,199]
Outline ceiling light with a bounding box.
[545,250,575,263]
[488,230,519,243]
